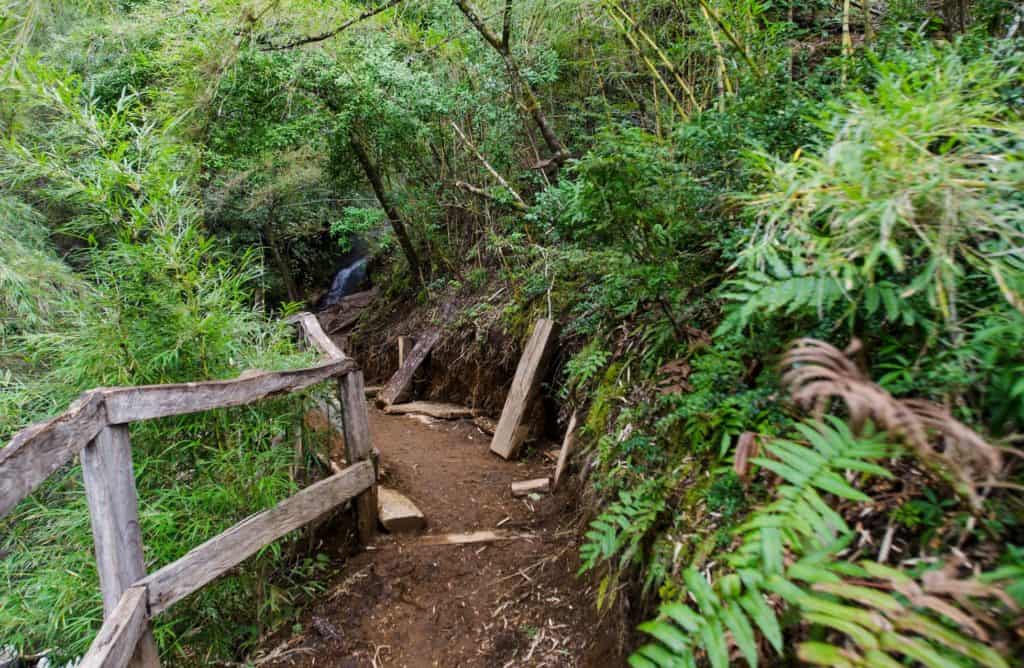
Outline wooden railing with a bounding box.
[0,314,378,668]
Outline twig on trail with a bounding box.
[233,636,313,666]
[492,589,534,617]
[371,643,392,668]
[327,563,372,601]
[524,628,546,662]
[878,523,896,563]
[488,547,569,590]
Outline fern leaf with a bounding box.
[637,620,690,656]
[797,641,859,668]
[662,602,702,632]
[738,590,783,653]
[804,612,880,651]
[700,619,730,668]
[722,601,759,666]
[879,632,963,668]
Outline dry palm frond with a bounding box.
[781,338,1003,509]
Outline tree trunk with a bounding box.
[262,215,300,302]
[452,0,568,167]
[349,134,422,285]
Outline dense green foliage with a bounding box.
[2,0,1022,664]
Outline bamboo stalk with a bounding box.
[606,8,689,121]
[694,0,763,78]
[608,1,700,110]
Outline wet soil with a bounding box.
[259,406,621,667]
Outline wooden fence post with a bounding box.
[81,425,160,667]
[338,370,377,544]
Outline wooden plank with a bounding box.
[490,319,559,459]
[138,460,374,615]
[0,390,107,519]
[102,359,355,424]
[338,371,377,544]
[79,587,149,668]
[397,336,414,367]
[81,426,160,666]
[379,328,441,406]
[408,531,533,547]
[383,402,480,420]
[511,478,550,497]
[294,312,347,360]
[377,487,426,532]
[553,410,579,489]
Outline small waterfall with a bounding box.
[324,257,368,306]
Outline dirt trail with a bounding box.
[264,405,619,667]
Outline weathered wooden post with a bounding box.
[338,370,377,544]
[397,336,414,367]
[290,312,378,543]
[81,425,160,667]
[379,328,441,407]
[490,318,559,459]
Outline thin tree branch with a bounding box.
[455,181,528,211]
[450,120,527,209]
[453,0,569,166]
[261,0,405,51]
[453,0,506,53]
[501,0,513,49]
[609,1,700,110]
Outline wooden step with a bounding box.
[383,402,480,420]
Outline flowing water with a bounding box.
[324,257,367,306]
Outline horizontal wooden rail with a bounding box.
[1,358,356,519]
[102,358,355,423]
[0,391,107,518]
[137,459,375,615]
[79,586,149,668]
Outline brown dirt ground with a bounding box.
[258,406,622,667]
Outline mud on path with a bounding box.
[262,405,620,667]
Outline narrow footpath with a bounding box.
[263,404,618,667]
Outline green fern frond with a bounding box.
[632,418,1016,668]
[580,481,666,576]
[717,263,845,335]
[732,417,894,574]
[632,419,895,667]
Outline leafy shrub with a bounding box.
[729,43,1024,333]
